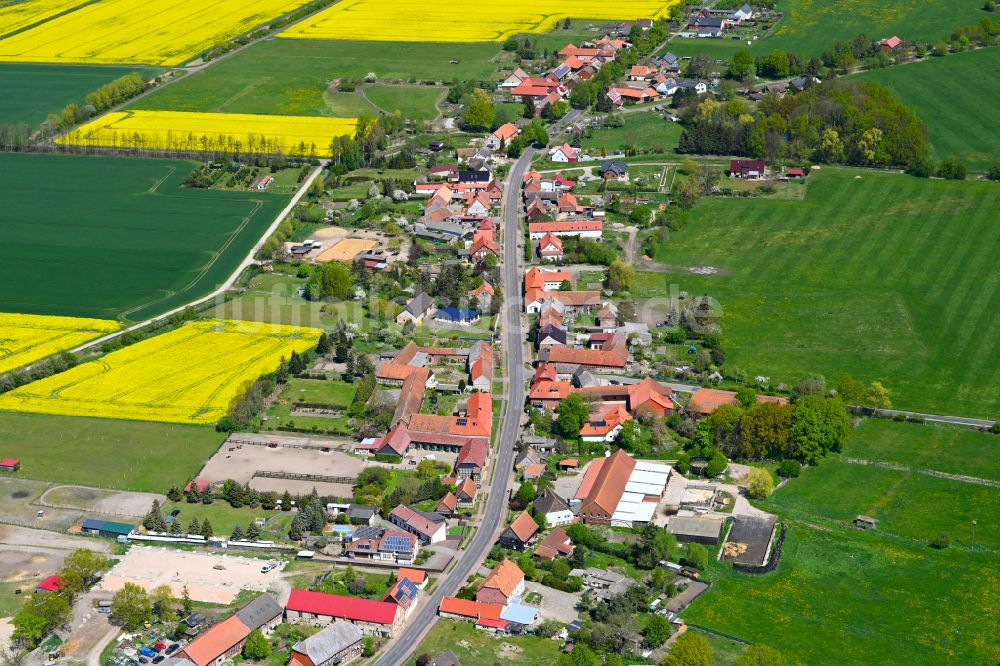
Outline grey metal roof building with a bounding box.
[234,594,282,631]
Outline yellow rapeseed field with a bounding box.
[57,110,357,157]
[0,313,120,375]
[0,0,312,65]
[0,0,85,37]
[0,319,322,425]
[279,0,679,42]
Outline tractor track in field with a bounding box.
[842,457,1000,488]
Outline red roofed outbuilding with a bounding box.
[285,589,403,638]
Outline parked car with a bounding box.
[165,645,179,655]
[139,648,155,658]
[152,657,164,664]
[153,643,166,651]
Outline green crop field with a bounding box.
[0,153,291,323]
[684,421,1000,665]
[130,38,504,120]
[663,0,986,59]
[648,167,1000,418]
[0,411,222,492]
[855,48,1000,171]
[0,64,160,125]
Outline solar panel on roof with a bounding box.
[384,535,412,552]
[394,578,418,604]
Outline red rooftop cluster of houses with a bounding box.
[499,38,631,115]
[522,169,610,262]
[438,558,539,634]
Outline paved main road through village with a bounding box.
[374,146,536,666]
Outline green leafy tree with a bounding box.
[242,629,271,660]
[281,490,293,511]
[112,582,152,630]
[865,381,892,410]
[247,521,262,540]
[732,645,788,666]
[12,593,71,647]
[11,610,49,648]
[187,518,201,535]
[643,614,672,647]
[231,525,245,541]
[616,419,643,453]
[705,449,729,477]
[706,403,744,455]
[729,49,755,79]
[663,630,712,666]
[59,548,106,597]
[151,585,177,622]
[835,374,865,405]
[608,258,635,294]
[746,468,774,499]
[740,403,795,459]
[463,88,495,131]
[307,262,354,300]
[200,519,214,538]
[513,480,536,509]
[556,393,589,438]
[791,395,851,464]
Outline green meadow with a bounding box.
[579,110,684,155]
[0,63,160,125]
[130,38,504,121]
[684,420,1000,665]
[0,153,290,322]
[649,167,1000,417]
[0,411,222,493]
[856,48,1000,171]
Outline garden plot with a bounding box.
[98,546,279,604]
